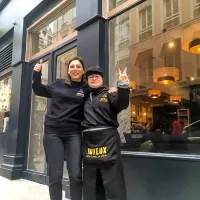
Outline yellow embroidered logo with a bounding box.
[86,147,107,158]
[100,93,108,102]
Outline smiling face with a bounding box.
[88,74,103,88]
[68,60,84,82]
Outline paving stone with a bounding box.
[0,176,69,200]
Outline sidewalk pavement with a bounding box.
[0,176,69,200]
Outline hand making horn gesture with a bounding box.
[33,59,43,72]
[118,67,129,82]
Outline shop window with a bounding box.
[0,75,12,133]
[27,1,76,58]
[163,0,180,29]
[28,61,49,172]
[109,0,200,155]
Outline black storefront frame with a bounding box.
[22,37,77,191]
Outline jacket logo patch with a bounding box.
[76,89,84,97]
[86,147,107,158]
[100,93,108,102]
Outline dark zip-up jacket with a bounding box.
[82,82,130,129]
[32,71,88,133]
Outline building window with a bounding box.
[0,75,12,133]
[73,7,76,18]
[163,0,179,29]
[27,1,76,58]
[108,0,128,11]
[119,17,130,41]
[139,6,152,41]
[165,0,179,18]
[140,6,152,31]
[193,0,200,18]
[109,0,200,156]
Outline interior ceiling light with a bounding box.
[182,23,200,54]
[130,81,136,91]
[148,89,161,99]
[169,42,174,48]
[189,38,200,54]
[153,67,179,84]
[170,95,181,104]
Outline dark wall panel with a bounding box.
[76,0,100,26]
[0,134,7,166]
[123,155,200,200]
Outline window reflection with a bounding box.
[30,1,76,56]
[28,61,48,172]
[110,0,200,154]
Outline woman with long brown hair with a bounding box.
[32,57,86,200]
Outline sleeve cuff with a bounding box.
[117,80,130,88]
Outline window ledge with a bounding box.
[121,151,200,161]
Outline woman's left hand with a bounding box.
[108,87,117,93]
[118,68,129,82]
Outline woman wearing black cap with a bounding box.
[82,65,130,200]
[32,57,86,200]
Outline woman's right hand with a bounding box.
[33,59,43,72]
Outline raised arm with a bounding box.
[109,68,130,113]
[32,59,52,98]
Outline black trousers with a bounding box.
[43,132,82,200]
[83,157,127,200]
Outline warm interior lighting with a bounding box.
[189,38,200,54]
[170,95,181,104]
[191,77,194,81]
[153,67,179,84]
[132,111,136,114]
[148,89,161,99]
[130,81,136,91]
[169,42,174,48]
[143,113,147,116]
[182,24,200,54]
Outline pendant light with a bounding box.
[130,81,136,92]
[148,88,161,99]
[170,95,181,104]
[153,29,179,84]
[182,24,200,54]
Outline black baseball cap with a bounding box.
[86,65,104,79]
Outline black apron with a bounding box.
[82,128,120,164]
[82,128,127,200]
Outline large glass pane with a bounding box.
[109,0,200,155]
[30,1,76,56]
[0,75,12,133]
[28,61,48,172]
[56,48,77,177]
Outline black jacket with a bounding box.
[82,85,130,129]
[32,71,88,132]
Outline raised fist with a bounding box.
[33,59,43,72]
